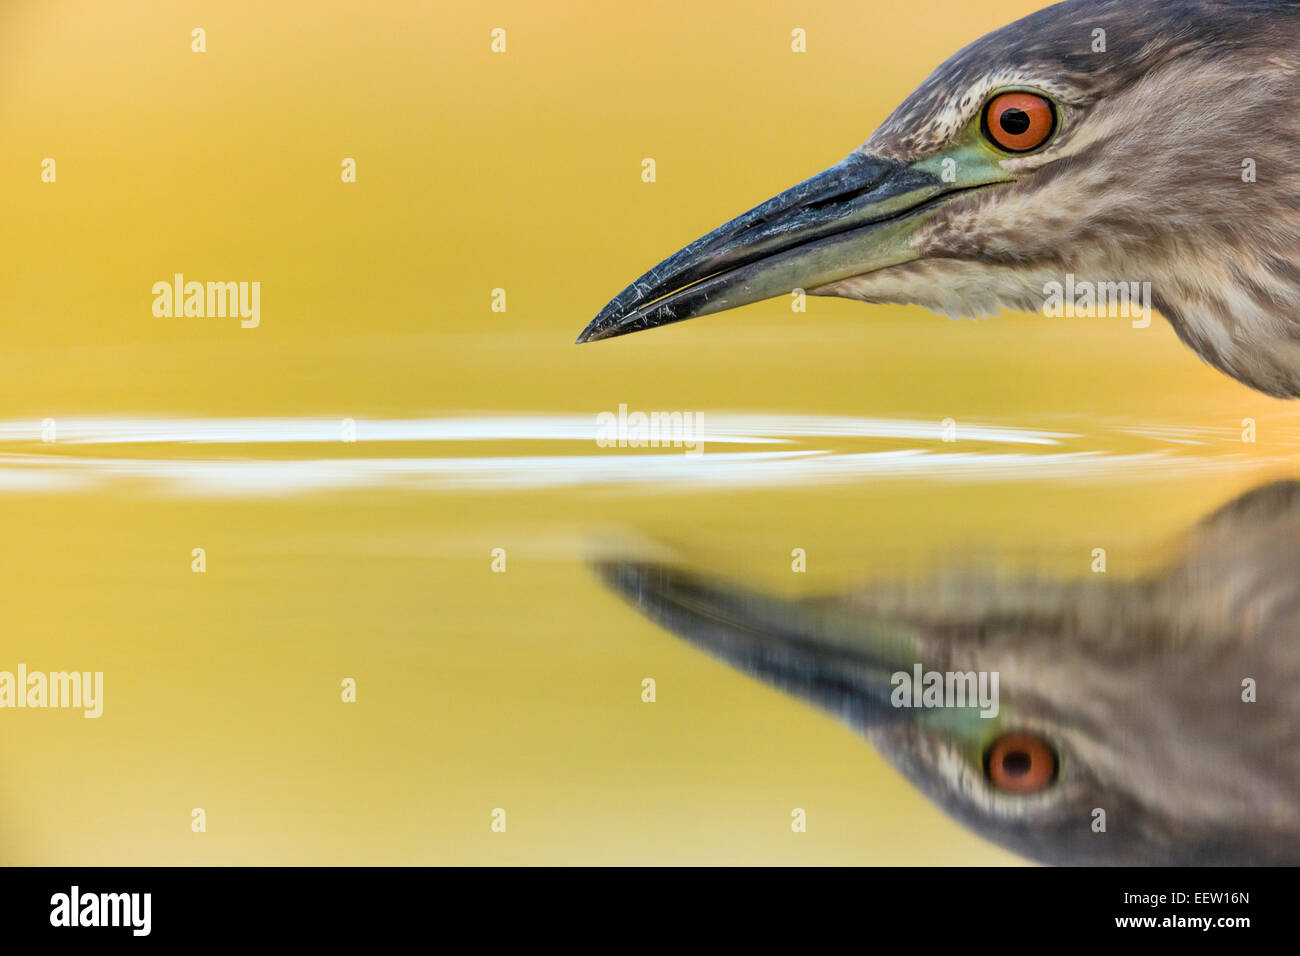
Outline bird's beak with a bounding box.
[576,152,958,343]
[593,560,920,728]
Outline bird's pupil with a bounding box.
[999,109,1031,135]
[1002,750,1033,776]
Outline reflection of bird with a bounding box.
[578,0,1300,397]
[595,482,1300,865]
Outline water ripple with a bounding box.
[0,414,1269,496]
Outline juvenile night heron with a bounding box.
[577,0,1300,397]
[595,482,1300,865]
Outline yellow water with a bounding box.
[2,0,1299,865]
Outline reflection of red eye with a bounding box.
[985,733,1058,793]
[983,92,1056,153]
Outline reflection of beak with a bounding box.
[594,560,917,727]
[576,153,956,344]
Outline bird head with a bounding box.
[593,559,1158,864]
[593,482,1300,864]
[577,0,1300,396]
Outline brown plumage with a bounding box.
[578,0,1300,397]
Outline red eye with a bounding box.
[983,92,1056,153]
[985,733,1057,793]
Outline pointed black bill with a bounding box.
[576,153,948,343]
[594,560,918,727]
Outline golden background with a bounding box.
[1,0,1296,864]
